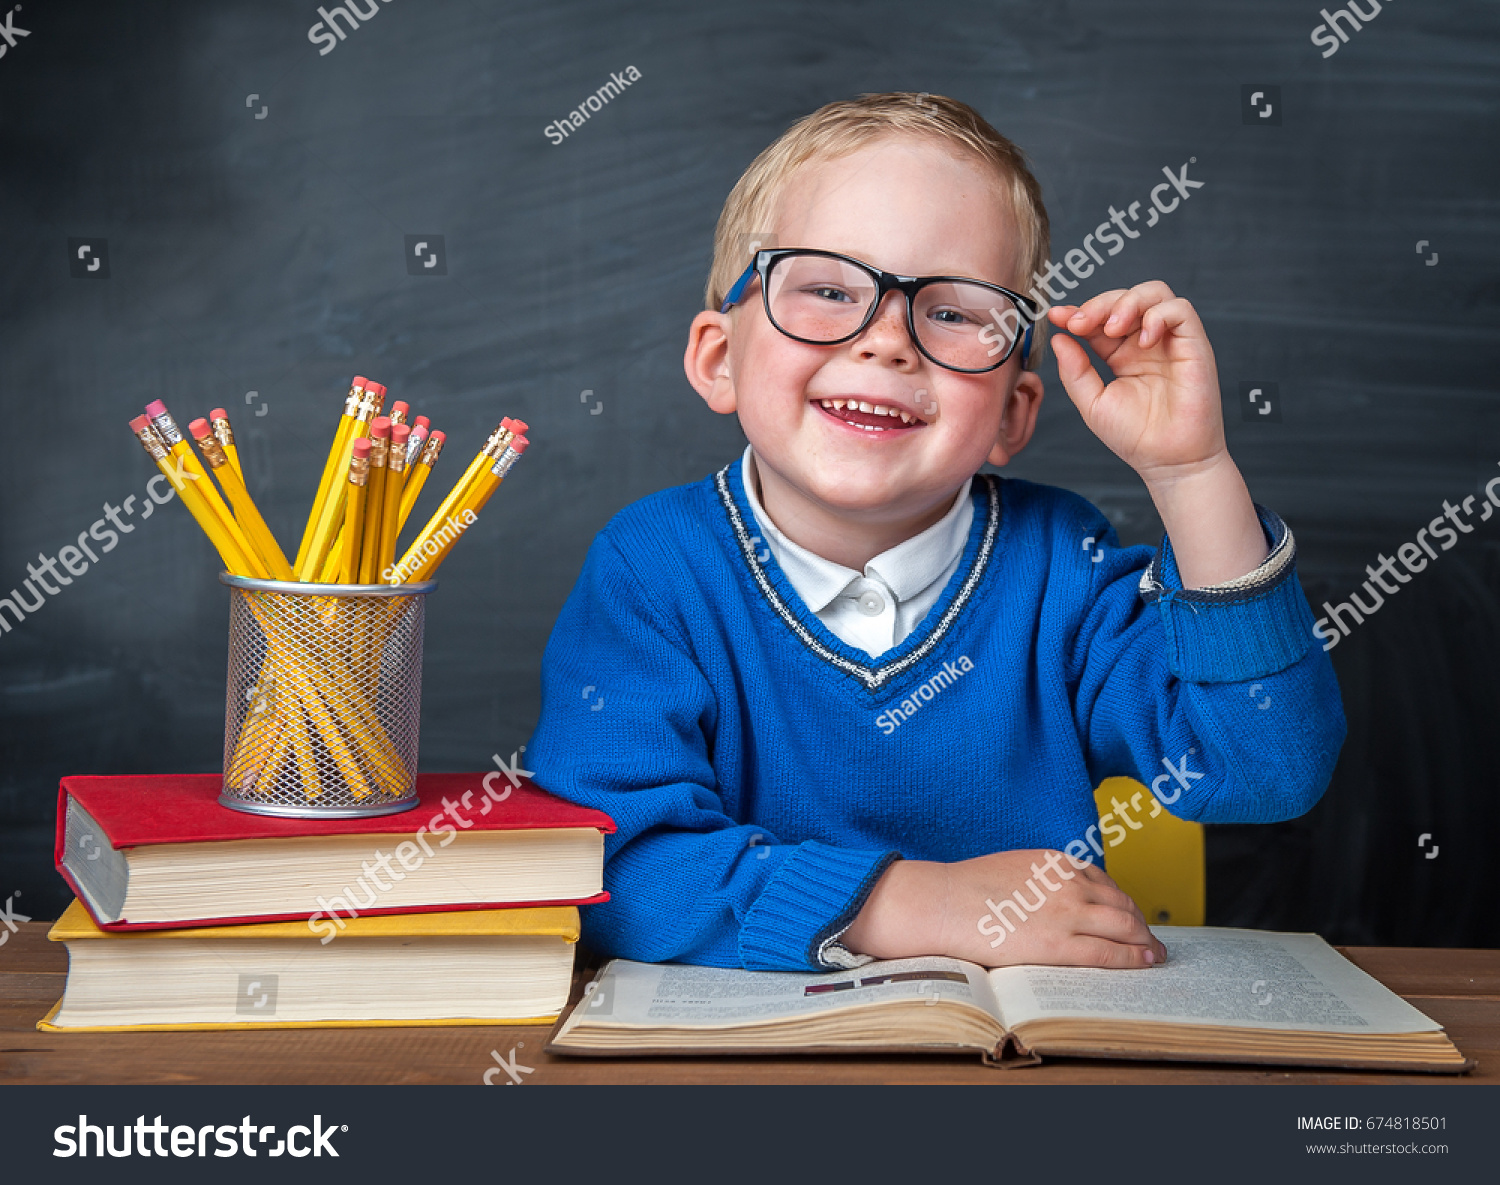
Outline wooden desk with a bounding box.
[2,924,1494,1085]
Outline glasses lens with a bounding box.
[764,254,878,342]
[913,282,1026,370]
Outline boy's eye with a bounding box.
[804,285,858,304]
[927,306,981,329]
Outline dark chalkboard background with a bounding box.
[1,0,1496,944]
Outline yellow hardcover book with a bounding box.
[40,899,580,1032]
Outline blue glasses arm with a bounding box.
[719,262,758,314]
[1020,321,1034,367]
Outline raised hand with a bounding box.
[1044,282,1268,586]
[1047,282,1226,484]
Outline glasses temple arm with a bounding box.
[719,262,757,314]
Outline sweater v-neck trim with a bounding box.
[712,462,1003,692]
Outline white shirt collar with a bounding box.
[739,445,973,614]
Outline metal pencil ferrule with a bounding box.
[348,453,370,485]
[135,425,169,461]
[197,434,229,469]
[343,384,365,417]
[482,427,514,458]
[404,431,426,469]
[210,416,235,449]
[368,435,390,468]
[490,446,523,479]
[419,434,445,466]
[151,412,184,446]
[388,445,408,477]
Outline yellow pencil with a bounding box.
[189,418,294,580]
[208,408,242,484]
[391,432,528,582]
[294,377,369,577]
[407,418,522,559]
[402,416,431,485]
[299,382,385,580]
[358,416,392,584]
[340,439,371,584]
[343,422,437,581]
[397,429,444,531]
[129,416,257,575]
[317,528,344,583]
[378,424,409,580]
[145,399,270,580]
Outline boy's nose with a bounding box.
[852,292,918,369]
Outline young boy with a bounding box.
[527,93,1345,973]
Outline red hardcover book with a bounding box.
[55,772,614,932]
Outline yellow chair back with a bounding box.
[1090,777,1205,926]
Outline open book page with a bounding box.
[561,956,999,1032]
[988,926,1441,1035]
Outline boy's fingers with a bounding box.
[1057,290,1131,335]
[1049,334,1107,410]
[1081,879,1149,923]
[1093,280,1178,340]
[1064,936,1161,970]
[1138,296,1203,349]
[1073,902,1156,946]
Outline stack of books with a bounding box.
[40,772,614,1031]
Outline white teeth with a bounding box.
[815,399,921,428]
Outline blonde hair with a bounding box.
[705,92,1051,368]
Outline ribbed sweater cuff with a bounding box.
[1139,505,1315,683]
[739,841,901,972]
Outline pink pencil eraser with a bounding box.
[430,430,446,444]
[391,423,411,443]
[366,381,387,396]
[413,416,430,431]
[352,438,372,458]
[391,400,409,417]
[145,399,167,418]
[370,416,391,438]
[352,375,369,387]
[510,436,529,454]
[509,418,529,434]
[210,407,229,421]
[409,423,428,440]
[187,418,212,439]
[129,415,150,433]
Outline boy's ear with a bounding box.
[684,311,737,414]
[986,370,1044,468]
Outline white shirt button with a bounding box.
[855,589,885,616]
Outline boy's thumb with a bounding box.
[1050,333,1106,410]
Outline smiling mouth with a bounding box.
[815,399,922,432]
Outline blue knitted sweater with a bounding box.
[527,461,1346,971]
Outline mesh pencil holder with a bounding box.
[218,573,437,818]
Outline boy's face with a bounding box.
[687,136,1043,535]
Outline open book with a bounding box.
[548,927,1472,1073]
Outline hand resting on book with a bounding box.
[842,850,1168,969]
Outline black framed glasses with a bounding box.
[719,248,1039,372]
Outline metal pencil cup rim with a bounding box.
[218,572,437,819]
